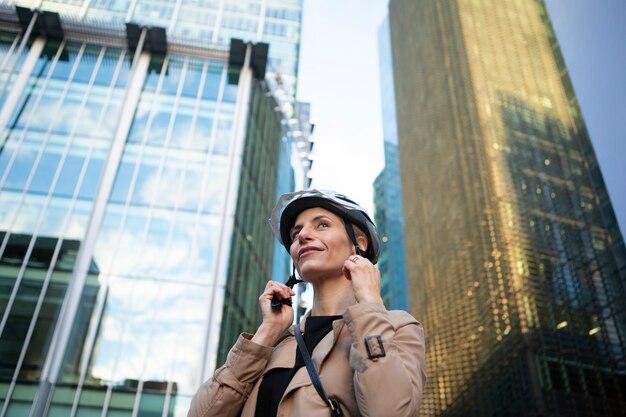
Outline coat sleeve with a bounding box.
[343,303,427,417]
[187,333,272,417]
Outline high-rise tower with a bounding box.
[0,1,308,416]
[373,15,409,312]
[389,0,626,415]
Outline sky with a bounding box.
[297,0,626,237]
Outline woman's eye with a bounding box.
[318,222,329,229]
[291,231,299,240]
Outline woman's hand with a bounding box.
[343,255,384,305]
[251,280,295,347]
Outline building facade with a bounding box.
[374,142,409,311]
[389,0,626,416]
[0,1,307,416]
[373,15,409,312]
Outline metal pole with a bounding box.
[0,11,39,104]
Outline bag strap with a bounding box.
[293,324,343,417]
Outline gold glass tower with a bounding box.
[389,0,626,416]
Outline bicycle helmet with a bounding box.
[269,189,380,264]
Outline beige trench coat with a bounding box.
[188,302,427,417]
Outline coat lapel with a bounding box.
[283,316,346,395]
[311,318,345,370]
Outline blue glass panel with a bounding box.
[165,287,209,394]
[9,52,54,130]
[201,69,222,100]
[189,215,220,278]
[181,63,203,98]
[16,275,68,381]
[74,387,106,416]
[38,198,70,238]
[169,113,194,149]
[128,101,152,144]
[0,191,20,231]
[222,73,238,103]
[137,393,165,417]
[200,159,227,214]
[107,390,134,417]
[114,54,133,88]
[134,0,174,27]
[29,147,61,195]
[137,216,170,276]
[46,386,78,417]
[193,116,213,152]
[0,136,18,181]
[166,220,194,277]
[86,0,132,21]
[50,44,77,81]
[94,49,123,86]
[153,165,182,210]
[73,46,101,83]
[78,156,104,200]
[160,60,183,96]
[93,206,123,270]
[131,163,158,206]
[54,84,88,135]
[4,145,36,191]
[145,110,171,147]
[144,57,165,92]
[99,98,124,139]
[53,154,83,197]
[213,118,233,155]
[3,384,36,416]
[107,212,148,276]
[178,164,203,212]
[110,153,138,203]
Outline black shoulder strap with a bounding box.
[293,324,343,417]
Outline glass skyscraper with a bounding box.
[0,1,307,416]
[389,0,626,416]
[373,15,409,312]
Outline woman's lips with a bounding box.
[298,246,321,258]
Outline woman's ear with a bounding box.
[356,235,368,253]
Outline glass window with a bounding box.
[169,113,194,149]
[192,115,214,152]
[38,198,70,238]
[202,68,222,100]
[54,154,84,197]
[145,109,172,147]
[109,158,135,203]
[181,62,203,98]
[78,154,105,200]
[4,142,36,191]
[131,162,159,206]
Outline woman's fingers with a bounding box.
[261,280,295,302]
[343,255,384,305]
[256,280,296,343]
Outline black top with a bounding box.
[255,315,342,417]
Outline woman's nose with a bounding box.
[297,226,313,242]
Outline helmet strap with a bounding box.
[285,264,304,288]
[344,221,364,257]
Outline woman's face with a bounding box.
[289,207,354,281]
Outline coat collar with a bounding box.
[280,312,347,400]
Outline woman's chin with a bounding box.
[297,264,344,283]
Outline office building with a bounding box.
[389,0,626,415]
[0,0,308,416]
[374,142,409,311]
[373,15,409,312]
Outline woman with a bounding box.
[188,189,426,417]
